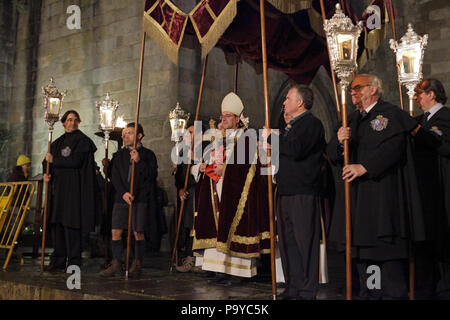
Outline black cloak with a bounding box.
[413,106,450,261]
[327,101,426,260]
[45,130,97,233]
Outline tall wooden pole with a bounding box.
[170,56,209,272]
[125,30,146,280]
[387,0,405,111]
[234,63,239,94]
[319,0,342,121]
[340,82,352,300]
[40,131,52,273]
[259,0,277,300]
[103,142,110,268]
[388,0,414,300]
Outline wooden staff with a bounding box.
[103,143,110,268]
[33,179,43,258]
[169,55,208,272]
[125,30,146,279]
[340,82,352,300]
[387,0,405,111]
[234,63,239,94]
[387,0,414,299]
[259,0,277,300]
[321,0,353,300]
[40,131,53,273]
[319,0,342,121]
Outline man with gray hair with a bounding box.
[270,84,326,299]
[327,74,426,299]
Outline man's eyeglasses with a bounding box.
[348,84,370,93]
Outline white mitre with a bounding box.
[221,92,244,116]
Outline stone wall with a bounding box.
[353,0,450,114]
[0,0,18,180]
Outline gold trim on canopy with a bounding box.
[189,0,238,59]
[143,0,188,64]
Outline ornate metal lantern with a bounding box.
[42,78,67,131]
[96,92,120,148]
[390,24,428,115]
[324,3,364,88]
[169,102,190,142]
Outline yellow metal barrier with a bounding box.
[0,182,35,270]
[0,183,14,230]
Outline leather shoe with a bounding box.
[277,289,299,300]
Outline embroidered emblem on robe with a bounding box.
[61,146,71,157]
[431,126,443,136]
[370,115,389,131]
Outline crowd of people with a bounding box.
[4,74,450,300]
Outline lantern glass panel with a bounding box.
[398,43,421,77]
[99,106,115,130]
[48,97,61,116]
[337,34,354,61]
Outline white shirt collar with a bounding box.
[426,103,443,120]
[362,100,378,114]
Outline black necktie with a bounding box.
[421,112,430,125]
[360,110,368,120]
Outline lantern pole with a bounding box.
[324,4,363,300]
[96,92,120,269]
[40,78,66,273]
[390,23,428,300]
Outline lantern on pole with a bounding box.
[323,3,363,300]
[40,78,67,273]
[96,92,120,267]
[390,23,428,116]
[96,92,120,151]
[42,78,66,132]
[169,102,190,142]
[169,102,190,160]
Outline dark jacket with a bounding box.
[276,112,326,195]
[413,106,450,261]
[110,145,157,205]
[7,166,27,183]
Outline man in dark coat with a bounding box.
[270,84,326,300]
[327,74,425,299]
[43,110,97,272]
[100,123,158,278]
[412,78,450,299]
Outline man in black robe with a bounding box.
[43,110,97,272]
[327,74,425,299]
[412,78,450,299]
[100,123,157,278]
